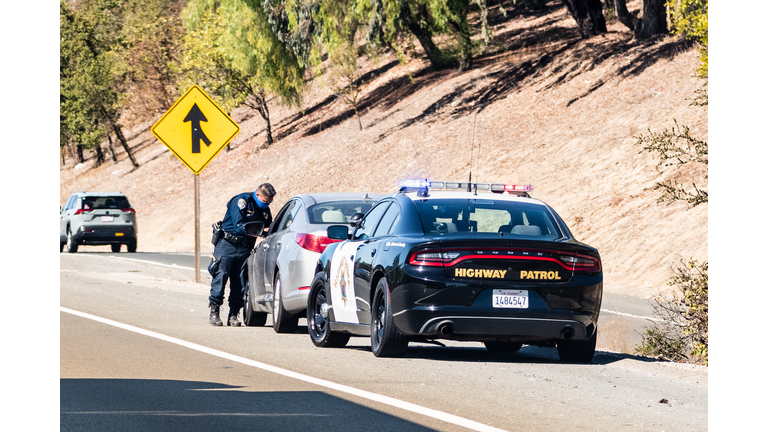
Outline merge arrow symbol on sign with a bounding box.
[184,103,212,154]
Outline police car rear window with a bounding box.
[81,196,131,210]
[413,199,563,238]
[307,200,377,225]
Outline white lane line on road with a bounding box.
[600,309,665,323]
[60,307,508,432]
[108,256,207,273]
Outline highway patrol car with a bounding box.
[306,180,603,363]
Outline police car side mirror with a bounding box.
[348,212,365,227]
[327,225,349,241]
[244,221,265,237]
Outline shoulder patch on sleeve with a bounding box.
[237,198,247,210]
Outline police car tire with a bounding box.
[111,244,121,253]
[244,289,268,327]
[371,278,408,358]
[67,229,78,253]
[556,329,597,364]
[307,275,350,348]
[484,341,523,353]
[127,241,137,253]
[272,271,299,334]
[60,242,65,253]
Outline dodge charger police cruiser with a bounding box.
[306,180,603,363]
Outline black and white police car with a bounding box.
[306,179,603,363]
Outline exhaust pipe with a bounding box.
[438,322,454,336]
[560,327,575,340]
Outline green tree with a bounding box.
[667,0,707,78]
[180,0,305,146]
[60,0,139,169]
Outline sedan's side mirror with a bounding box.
[348,212,364,227]
[327,225,349,241]
[244,221,265,237]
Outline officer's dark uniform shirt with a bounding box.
[221,192,273,239]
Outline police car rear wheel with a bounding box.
[272,272,299,333]
[307,276,350,348]
[111,244,121,253]
[484,341,523,353]
[371,278,408,358]
[557,329,597,363]
[127,241,137,253]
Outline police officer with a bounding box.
[209,183,275,326]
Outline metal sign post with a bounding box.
[151,85,240,283]
[194,174,201,282]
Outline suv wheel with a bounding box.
[66,229,78,253]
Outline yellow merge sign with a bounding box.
[151,85,240,174]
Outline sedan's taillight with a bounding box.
[295,233,341,253]
[121,208,136,214]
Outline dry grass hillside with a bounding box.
[59,2,708,299]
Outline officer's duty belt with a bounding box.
[223,232,252,247]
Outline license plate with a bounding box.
[101,216,114,222]
[492,289,528,308]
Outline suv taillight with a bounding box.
[122,208,136,214]
[295,233,341,253]
[75,209,92,215]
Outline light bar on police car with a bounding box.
[398,179,533,193]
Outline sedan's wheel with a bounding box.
[60,242,65,253]
[371,278,408,358]
[557,329,597,364]
[243,282,267,327]
[307,275,350,348]
[66,229,78,253]
[484,341,523,353]
[111,244,121,253]
[272,272,299,333]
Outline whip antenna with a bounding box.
[468,110,478,192]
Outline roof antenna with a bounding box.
[468,110,478,193]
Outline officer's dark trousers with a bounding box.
[208,239,251,309]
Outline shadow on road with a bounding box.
[61,379,439,432]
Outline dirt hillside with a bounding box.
[59,2,708,299]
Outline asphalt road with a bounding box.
[60,252,708,431]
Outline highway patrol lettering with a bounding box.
[520,270,561,280]
[454,268,508,278]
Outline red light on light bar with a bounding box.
[504,184,533,192]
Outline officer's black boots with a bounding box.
[227,307,242,327]
[209,302,223,326]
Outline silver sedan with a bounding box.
[244,192,386,332]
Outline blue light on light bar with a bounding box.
[397,179,430,188]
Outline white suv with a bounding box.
[60,191,138,253]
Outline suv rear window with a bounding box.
[413,198,563,239]
[81,196,131,211]
[307,200,377,224]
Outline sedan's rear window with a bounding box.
[307,200,377,224]
[413,198,563,239]
[81,196,131,210]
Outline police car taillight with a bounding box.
[558,254,601,272]
[296,233,341,254]
[409,249,460,266]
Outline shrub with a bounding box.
[636,259,708,364]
